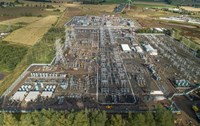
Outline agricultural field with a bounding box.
[134,1,175,8]
[3,15,58,46]
[0,7,60,20]
[181,6,200,12]
[0,0,15,1]
[0,17,42,26]
[0,16,15,22]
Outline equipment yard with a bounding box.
[1,15,200,115]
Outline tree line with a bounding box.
[0,107,174,126]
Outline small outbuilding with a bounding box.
[121,44,131,52]
[41,91,53,98]
[144,44,158,56]
[25,91,40,102]
[12,91,27,101]
[150,90,164,95]
[135,46,143,53]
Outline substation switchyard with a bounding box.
[1,15,200,113]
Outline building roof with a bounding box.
[135,46,143,53]
[144,44,155,52]
[150,91,164,95]
[25,91,40,102]
[155,28,163,32]
[121,44,131,51]
[154,96,166,101]
[41,91,53,98]
[12,91,27,101]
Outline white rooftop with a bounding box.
[150,91,164,95]
[144,44,155,52]
[12,91,27,101]
[25,91,40,102]
[41,91,53,98]
[121,44,131,52]
[155,28,163,32]
[135,46,143,53]
[154,96,166,101]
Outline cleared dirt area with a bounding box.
[181,6,200,12]
[0,17,42,25]
[3,15,58,46]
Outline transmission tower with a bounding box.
[71,26,76,39]
[55,39,66,65]
[127,0,133,10]
[6,23,12,32]
[64,30,70,49]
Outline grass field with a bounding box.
[0,17,42,26]
[3,15,58,46]
[0,25,8,32]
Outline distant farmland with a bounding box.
[0,7,59,17]
[181,6,200,11]
[3,15,58,46]
[0,17,42,25]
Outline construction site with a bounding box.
[0,15,200,114]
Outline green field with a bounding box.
[134,3,175,8]
[0,41,28,72]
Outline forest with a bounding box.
[0,108,174,126]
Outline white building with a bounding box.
[12,91,27,101]
[25,91,40,102]
[150,90,164,95]
[135,46,143,53]
[154,28,164,32]
[154,96,166,101]
[41,91,53,98]
[144,44,158,56]
[150,91,165,101]
[121,44,131,52]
